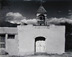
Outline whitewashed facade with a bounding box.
[0,6,65,55]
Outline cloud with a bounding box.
[47,18,65,24]
[6,12,23,17]
[6,11,72,25]
[46,11,72,25]
[6,12,37,24]
[6,12,26,24]
[47,17,72,24]
[21,18,37,24]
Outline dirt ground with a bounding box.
[0,52,72,57]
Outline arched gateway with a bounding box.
[35,36,46,53]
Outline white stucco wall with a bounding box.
[6,34,19,55]
[0,27,18,55]
[17,25,65,55]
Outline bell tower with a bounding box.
[36,5,47,26]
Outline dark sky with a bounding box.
[6,0,72,1]
[1,1,72,19]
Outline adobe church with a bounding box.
[0,6,65,55]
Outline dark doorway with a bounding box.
[35,36,46,53]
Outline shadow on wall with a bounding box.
[0,50,8,55]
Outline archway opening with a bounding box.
[38,14,45,21]
[38,14,45,25]
[35,36,46,54]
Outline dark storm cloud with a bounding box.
[4,0,72,1]
[23,0,46,1]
